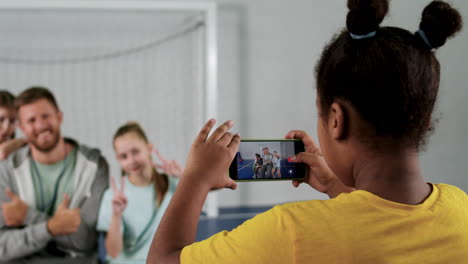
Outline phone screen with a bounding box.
[229,140,306,181]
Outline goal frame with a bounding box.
[0,0,220,217]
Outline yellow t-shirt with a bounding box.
[181,183,468,263]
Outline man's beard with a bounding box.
[30,130,61,153]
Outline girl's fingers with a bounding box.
[195,119,216,144]
[227,134,241,151]
[152,159,184,177]
[292,179,305,188]
[152,162,163,169]
[113,193,128,204]
[112,198,123,206]
[285,130,319,153]
[288,152,318,166]
[120,176,125,192]
[153,148,167,162]
[110,177,117,192]
[217,131,234,147]
[225,179,238,190]
[207,120,234,143]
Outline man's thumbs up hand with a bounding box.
[1,188,28,227]
[47,194,81,236]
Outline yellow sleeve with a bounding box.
[181,205,295,264]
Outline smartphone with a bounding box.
[229,139,306,181]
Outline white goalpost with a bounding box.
[0,0,220,217]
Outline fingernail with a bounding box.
[288,156,295,162]
[210,118,216,124]
[227,120,234,127]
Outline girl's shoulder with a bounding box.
[436,183,468,203]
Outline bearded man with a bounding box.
[0,86,109,264]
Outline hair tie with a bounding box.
[349,31,376,40]
[417,30,433,50]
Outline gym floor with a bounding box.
[196,206,272,241]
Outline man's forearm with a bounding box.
[147,173,210,264]
[24,206,48,225]
[0,222,52,261]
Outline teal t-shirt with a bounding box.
[97,176,177,264]
[31,148,78,216]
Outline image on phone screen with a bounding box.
[229,140,306,181]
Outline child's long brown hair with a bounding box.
[113,122,169,207]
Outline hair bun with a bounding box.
[347,0,389,35]
[418,0,463,49]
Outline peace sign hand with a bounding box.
[110,177,128,217]
[152,148,184,179]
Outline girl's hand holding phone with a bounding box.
[285,130,354,198]
[183,119,240,191]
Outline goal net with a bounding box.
[0,8,206,177]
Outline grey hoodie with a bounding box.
[0,138,109,263]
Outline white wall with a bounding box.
[4,0,465,208]
[0,9,204,180]
[211,0,468,207]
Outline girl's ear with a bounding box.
[328,102,347,140]
[148,143,154,152]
